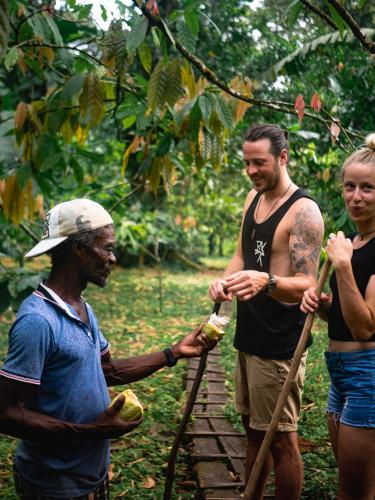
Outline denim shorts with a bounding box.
[325,349,375,428]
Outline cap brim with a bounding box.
[25,237,68,258]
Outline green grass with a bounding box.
[0,263,338,499]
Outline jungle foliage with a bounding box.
[0,0,374,310]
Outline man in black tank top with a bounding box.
[209,124,324,499]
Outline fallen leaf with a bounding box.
[142,476,156,489]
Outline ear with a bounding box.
[71,240,85,260]
[279,148,288,167]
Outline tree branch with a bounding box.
[325,0,375,54]
[135,1,362,144]
[299,0,337,30]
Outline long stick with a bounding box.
[244,258,331,500]
[163,302,222,500]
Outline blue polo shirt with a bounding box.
[0,284,111,497]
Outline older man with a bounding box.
[0,198,215,499]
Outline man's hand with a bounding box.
[93,395,143,439]
[300,286,331,314]
[172,325,218,359]
[208,279,233,302]
[222,270,269,301]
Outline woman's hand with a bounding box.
[326,231,353,270]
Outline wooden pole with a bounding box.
[243,258,331,500]
[163,302,222,500]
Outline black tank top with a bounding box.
[234,188,314,359]
[329,234,375,341]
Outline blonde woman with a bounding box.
[301,134,375,500]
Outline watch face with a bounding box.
[267,274,277,293]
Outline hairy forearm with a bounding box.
[102,351,170,386]
[336,265,375,340]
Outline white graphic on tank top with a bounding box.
[254,240,266,266]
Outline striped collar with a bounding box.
[33,283,84,322]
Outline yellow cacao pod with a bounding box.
[202,322,225,340]
[109,388,143,421]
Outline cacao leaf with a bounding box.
[215,95,234,129]
[79,72,104,127]
[148,157,161,192]
[127,15,149,55]
[43,12,63,45]
[330,122,340,144]
[198,95,212,126]
[15,102,28,130]
[61,73,86,100]
[0,0,10,60]
[210,135,223,170]
[165,59,182,107]
[147,60,168,111]
[3,46,19,71]
[138,41,152,74]
[70,157,84,185]
[322,168,330,183]
[294,94,305,122]
[310,92,322,111]
[184,10,200,37]
[180,63,196,98]
[326,2,347,39]
[177,19,196,53]
[161,154,176,192]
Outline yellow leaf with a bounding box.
[15,102,27,130]
[60,119,73,143]
[43,47,55,62]
[180,64,196,98]
[236,99,251,124]
[75,125,89,145]
[121,136,141,177]
[322,168,330,183]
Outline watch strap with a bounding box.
[163,347,178,367]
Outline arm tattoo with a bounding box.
[289,204,323,276]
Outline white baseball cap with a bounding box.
[25,199,114,258]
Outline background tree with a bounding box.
[0,0,374,310]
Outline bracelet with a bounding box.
[163,347,178,367]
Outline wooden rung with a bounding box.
[199,482,245,488]
[194,400,226,405]
[191,453,246,460]
[195,391,227,395]
[185,431,244,437]
[189,368,224,374]
[187,376,225,380]
[191,414,226,418]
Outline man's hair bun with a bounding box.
[365,133,375,151]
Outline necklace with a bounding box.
[357,228,375,241]
[251,181,293,240]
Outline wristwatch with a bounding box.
[265,272,277,294]
[163,347,178,367]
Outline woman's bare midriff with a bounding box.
[328,339,375,352]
